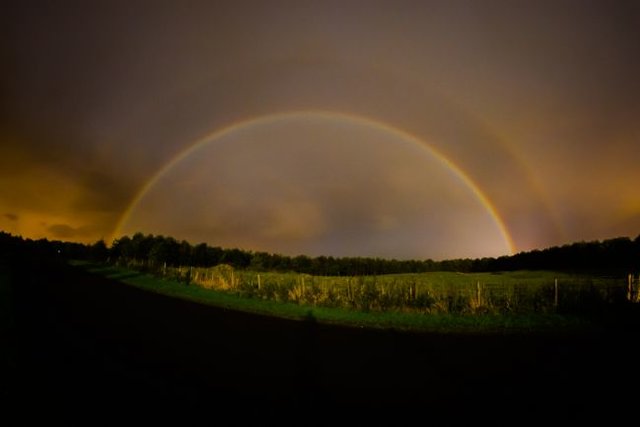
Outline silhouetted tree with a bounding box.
[5,229,635,277]
[90,240,108,261]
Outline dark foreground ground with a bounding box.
[4,254,640,424]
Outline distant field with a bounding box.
[72,261,632,333]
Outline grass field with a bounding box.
[71,261,622,334]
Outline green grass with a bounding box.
[117,259,623,316]
[72,261,596,334]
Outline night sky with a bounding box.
[1,1,639,259]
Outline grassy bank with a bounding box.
[72,261,596,334]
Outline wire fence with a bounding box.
[114,258,639,315]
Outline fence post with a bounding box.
[476,281,481,307]
[257,274,261,290]
[554,278,559,308]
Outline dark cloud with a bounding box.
[47,223,97,240]
[73,171,134,213]
[3,213,18,221]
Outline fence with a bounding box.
[114,257,638,315]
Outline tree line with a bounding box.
[1,230,639,275]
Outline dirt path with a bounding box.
[8,256,638,422]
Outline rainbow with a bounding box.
[462,110,564,244]
[112,111,516,254]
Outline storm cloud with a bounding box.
[2,1,639,255]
